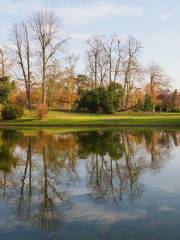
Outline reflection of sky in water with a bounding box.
[143,148,180,193]
[0,129,180,240]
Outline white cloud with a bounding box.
[0,0,44,16]
[58,2,144,26]
[0,0,144,27]
[66,204,147,224]
[158,204,174,213]
[159,13,174,21]
[154,33,177,42]
[71,32,93,41]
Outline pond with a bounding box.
[0,128,180,240]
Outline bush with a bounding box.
[77,89,100,112]
[1,104,24,120]
[171,108,180,113]
[107,82,123,111]
[77,88,114,113]
[35,104,48,119]
[155,104,163,112]
[134,99,143,112]
[143,94,153,112]
[0,76,15,106]
[98,87,114,113]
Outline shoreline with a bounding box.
[0,123,180,128]
[0,111,180,129]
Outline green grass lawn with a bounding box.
[0,110,180,127]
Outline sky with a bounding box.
[0,0,180,88]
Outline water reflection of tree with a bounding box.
[144,130,174,170]
[34,145,62,232]
[0,128,179,232]
[0,130,73,232]
[0,130,22,200]
[78,131,144,202]
[20,135,72,232]
[16,136,32,220]
[0,130,22,173]
[78,130,179,202]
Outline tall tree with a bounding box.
[122,36,143,109]
[102,36,124,84]
[0,46,14,78]
[147,63,170,112]
[171,89,178,110]
[30,11,67,104]
[11,22,33,109]
[65,54,79,77]
[86,35,142,110]
[0,48,5,78]
[87,36,104,87]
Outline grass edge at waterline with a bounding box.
[0,110,180,127]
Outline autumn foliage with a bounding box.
[35,104,48,119]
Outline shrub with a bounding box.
[143,94,153,112]
[98,87,114,113]
[15,91,27,107]
[77,87,114,113]
[107,82,123,111]
[155,104,163,112]
[35,104,48,119]
[0,76,15,106]
[155,104,168,112]
[1,104,24,120]
[77,89,100,112]
[171,108,180,113]
[134,99,143,112]
[77,83,123,113]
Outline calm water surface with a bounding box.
[0,128,180,239]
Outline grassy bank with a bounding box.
[0,110,180,127]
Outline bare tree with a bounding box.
[102,37,115,84]
[87,36,105,87]
[147,63,170,112]
[0,48,5,77]
[122,36,143,109]
[86,35,142,97]
[87,36,119,87]
[113,39,123,83]
[30,11,68,104]
[0,46,14,78]
[11,22,33,109]
[65,54,79,77]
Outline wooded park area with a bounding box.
[0,11,179,121]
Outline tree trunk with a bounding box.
[150,76,155,112]
[42,49,46,104]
